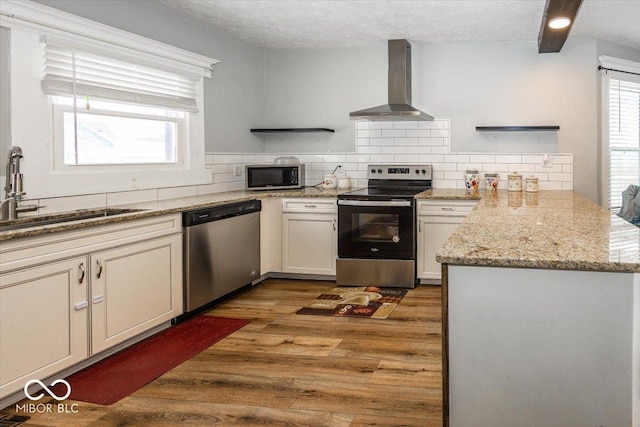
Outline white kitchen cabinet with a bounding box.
[0,257,89,399]
[282,198,337,275]
[260,197,283,275]
[0,214,183,400]
[417,200,477,282]
[90,234,182,354]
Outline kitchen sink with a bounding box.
[0,208,148,232]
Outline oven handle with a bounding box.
[338,200,412,207]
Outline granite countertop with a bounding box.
[0,187,350,242]
[3,187,639,274]
[436,190,640,273]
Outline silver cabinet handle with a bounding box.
[304,204,317,208]
[441,207,455,211]
[92,295,104,304]
[332,218,336,231]
[96,258,103,278]
[74,301,88,310]
[419,220,422,233]
[78,263,85,284]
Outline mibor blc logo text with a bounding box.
[16,379,79,414]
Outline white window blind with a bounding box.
[608,78,640,209]
[41,40,200,113]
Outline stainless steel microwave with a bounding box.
[245,164,305,190]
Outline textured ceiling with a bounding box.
[158,0,640,50]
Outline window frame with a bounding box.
[599,56,640,210]
[0,2,218,199]
[52,100,187,170]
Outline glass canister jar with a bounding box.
[484,172,499,191]
[464,169,480,191]
[507,172,523,191]
[525,176,539,192]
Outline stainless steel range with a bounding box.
[336,164,432,288]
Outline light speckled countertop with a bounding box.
[0,187,349,242]
[3,187,639,273]
[435,190,640,273]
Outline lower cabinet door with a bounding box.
[90,234,182,354]
[417,216,462,281]
[0,257,89,399]
[282,213,337,275]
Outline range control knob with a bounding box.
[377,169,382,174]
[415,169,420,174]
[371,168,376,174]
[421,169,427,174]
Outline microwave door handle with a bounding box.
[337,200,412,207]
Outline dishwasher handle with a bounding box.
[183,200,262,226]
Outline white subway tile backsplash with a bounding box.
[394,137,419,145]
[419,137,445,146]
[444,154,470,163]
[430,146,450,154]
[394,154,421,163]
[406,130,431,138]
[393,121,419,130]
[358,146,383,154]
[107,189,158,206]
[419,154,445,163]
[509,164,535,173]
[356,121,370,129]
[369,122,395,130]
[381,146,406,154]
[369,154,395,163]
[39,193,107,215]
[430,129,449,138]
[358,129,382,138]
[381,130,407,138]
[322,154,347,163]
[158,186,198,200]
[357,138,370,146]
[469,154,497,163]
[495,155,522,164]
[419,120,444,130]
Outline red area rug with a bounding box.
[53,315,249,405]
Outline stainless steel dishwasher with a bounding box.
[183,200,261,313]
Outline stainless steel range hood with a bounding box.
[350,39,433,121]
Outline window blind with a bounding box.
[608,78,640,209]
[41,42,200,113]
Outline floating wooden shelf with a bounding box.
[251,128,335,133]
[476,126,560,132]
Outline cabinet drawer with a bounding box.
[282,198,337,213]
[417,200,477,216]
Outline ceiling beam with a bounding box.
[537,0,583,53]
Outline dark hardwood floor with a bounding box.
[8,279,443,426]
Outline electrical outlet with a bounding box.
[542,153,553,168]
[233,165,243,176]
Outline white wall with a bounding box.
[32,0,267,153]
[262,44,386,153]
[416,38,599,201]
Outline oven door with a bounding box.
[338,199,415,260]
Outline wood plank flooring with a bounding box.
[6,279,443,426]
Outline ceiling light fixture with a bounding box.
[548,17,571,29]
[538,0,584,53]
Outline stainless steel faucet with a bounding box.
[1,146,40,221]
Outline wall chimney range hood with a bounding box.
[350,39,433,121]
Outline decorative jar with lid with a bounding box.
[508,172,523,191]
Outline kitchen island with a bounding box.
[436,190,640,427]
